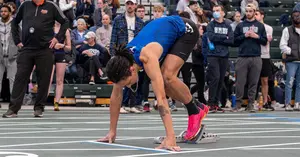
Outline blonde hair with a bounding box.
[153,5,164,12]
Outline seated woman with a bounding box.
[78,31,108,84]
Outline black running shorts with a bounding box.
[168,17,199,62]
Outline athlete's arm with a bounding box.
[140,42,176,138]
[109,83,123,133]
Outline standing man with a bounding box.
[2,0,68,118]
[280,3,300,111]
[135,4,145,21]
[233,4,267,112]
[206,5,234,112]
[0,5,18,109]
[109,0,144,113]
[255,9,274,111]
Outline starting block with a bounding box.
[153,124,220,144]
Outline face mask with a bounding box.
[213,12,221,19]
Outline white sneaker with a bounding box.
[124,107,130,112]
[225,99,232,108]
[130,107,142,114]
[285,104,294,112]
[294,103,300,111]
[120,107,128,114]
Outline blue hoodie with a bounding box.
[234,19,267,57]
[206,20,234,58]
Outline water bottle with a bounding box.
[231,94,236,108]
[231,84,236,108]
[207,38,215,51]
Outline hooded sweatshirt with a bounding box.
[206,19,234,57]
[234,19,267,57]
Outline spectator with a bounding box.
[195,7,209,25]
[109,0,144,113]
[240,0,259,19]
[107,0,120,20]
[78,31,106,84]
[92,0,112,31]
[191,24,207,104]
[255,9,274,111]
[56,0,77,28]
[230,11,242,31]
[71,18,88,49]
[176,0,190,14]
[50,21,72,111]
[280,3,300,111]
[206,5,234,112]
[184,0,199,24]
[76,0,95,27]
[135,4,145,20]
[144,4,164,25]
[233,3,267,112]
[0,5,18,108]
[3,0,68,118]
[203,0,222,11]
[96,14,112,50]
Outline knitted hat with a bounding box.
[293,2,300,13]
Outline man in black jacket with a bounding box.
[206,5,234,113]
[3,0,68,118]
[233,3,267,112]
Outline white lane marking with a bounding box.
[114,142,300,157]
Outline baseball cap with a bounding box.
[84,31,96,39]
[246,3,257,11]
[125,0,136,4]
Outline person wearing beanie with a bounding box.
[279,2,300,111]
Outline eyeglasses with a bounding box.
[137,10,145,12]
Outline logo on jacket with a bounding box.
[41,9,48,14]
[185,23,194,34]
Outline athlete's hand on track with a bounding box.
[96,131,116,143]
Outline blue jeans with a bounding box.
[285,62,300,104]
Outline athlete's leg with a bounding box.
[161,17,208,141]
[161,55,191,104]
[140,42,180,151]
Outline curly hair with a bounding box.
[106,44,135,83]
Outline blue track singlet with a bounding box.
[127,15,186,67]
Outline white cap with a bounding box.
[125,0,136,4]
[84,31,96,39]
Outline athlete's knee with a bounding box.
[162,70,176,87]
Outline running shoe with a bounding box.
[263,103,275,111]
[2,110,18,118]
[54,102,60,111]
[184,105,208,140]
[294,103,300,111]
[34,109,43,117]
[143,102,151,112]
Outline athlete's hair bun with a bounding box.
[114,44,135,65]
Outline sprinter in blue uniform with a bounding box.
[97,15,209,151]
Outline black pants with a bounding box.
[83,56,102,76]
[207,57,228,106]
[142,72,151,102]
[190,64,206,103]
[9,48,54,112]
[179,62,193,89]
